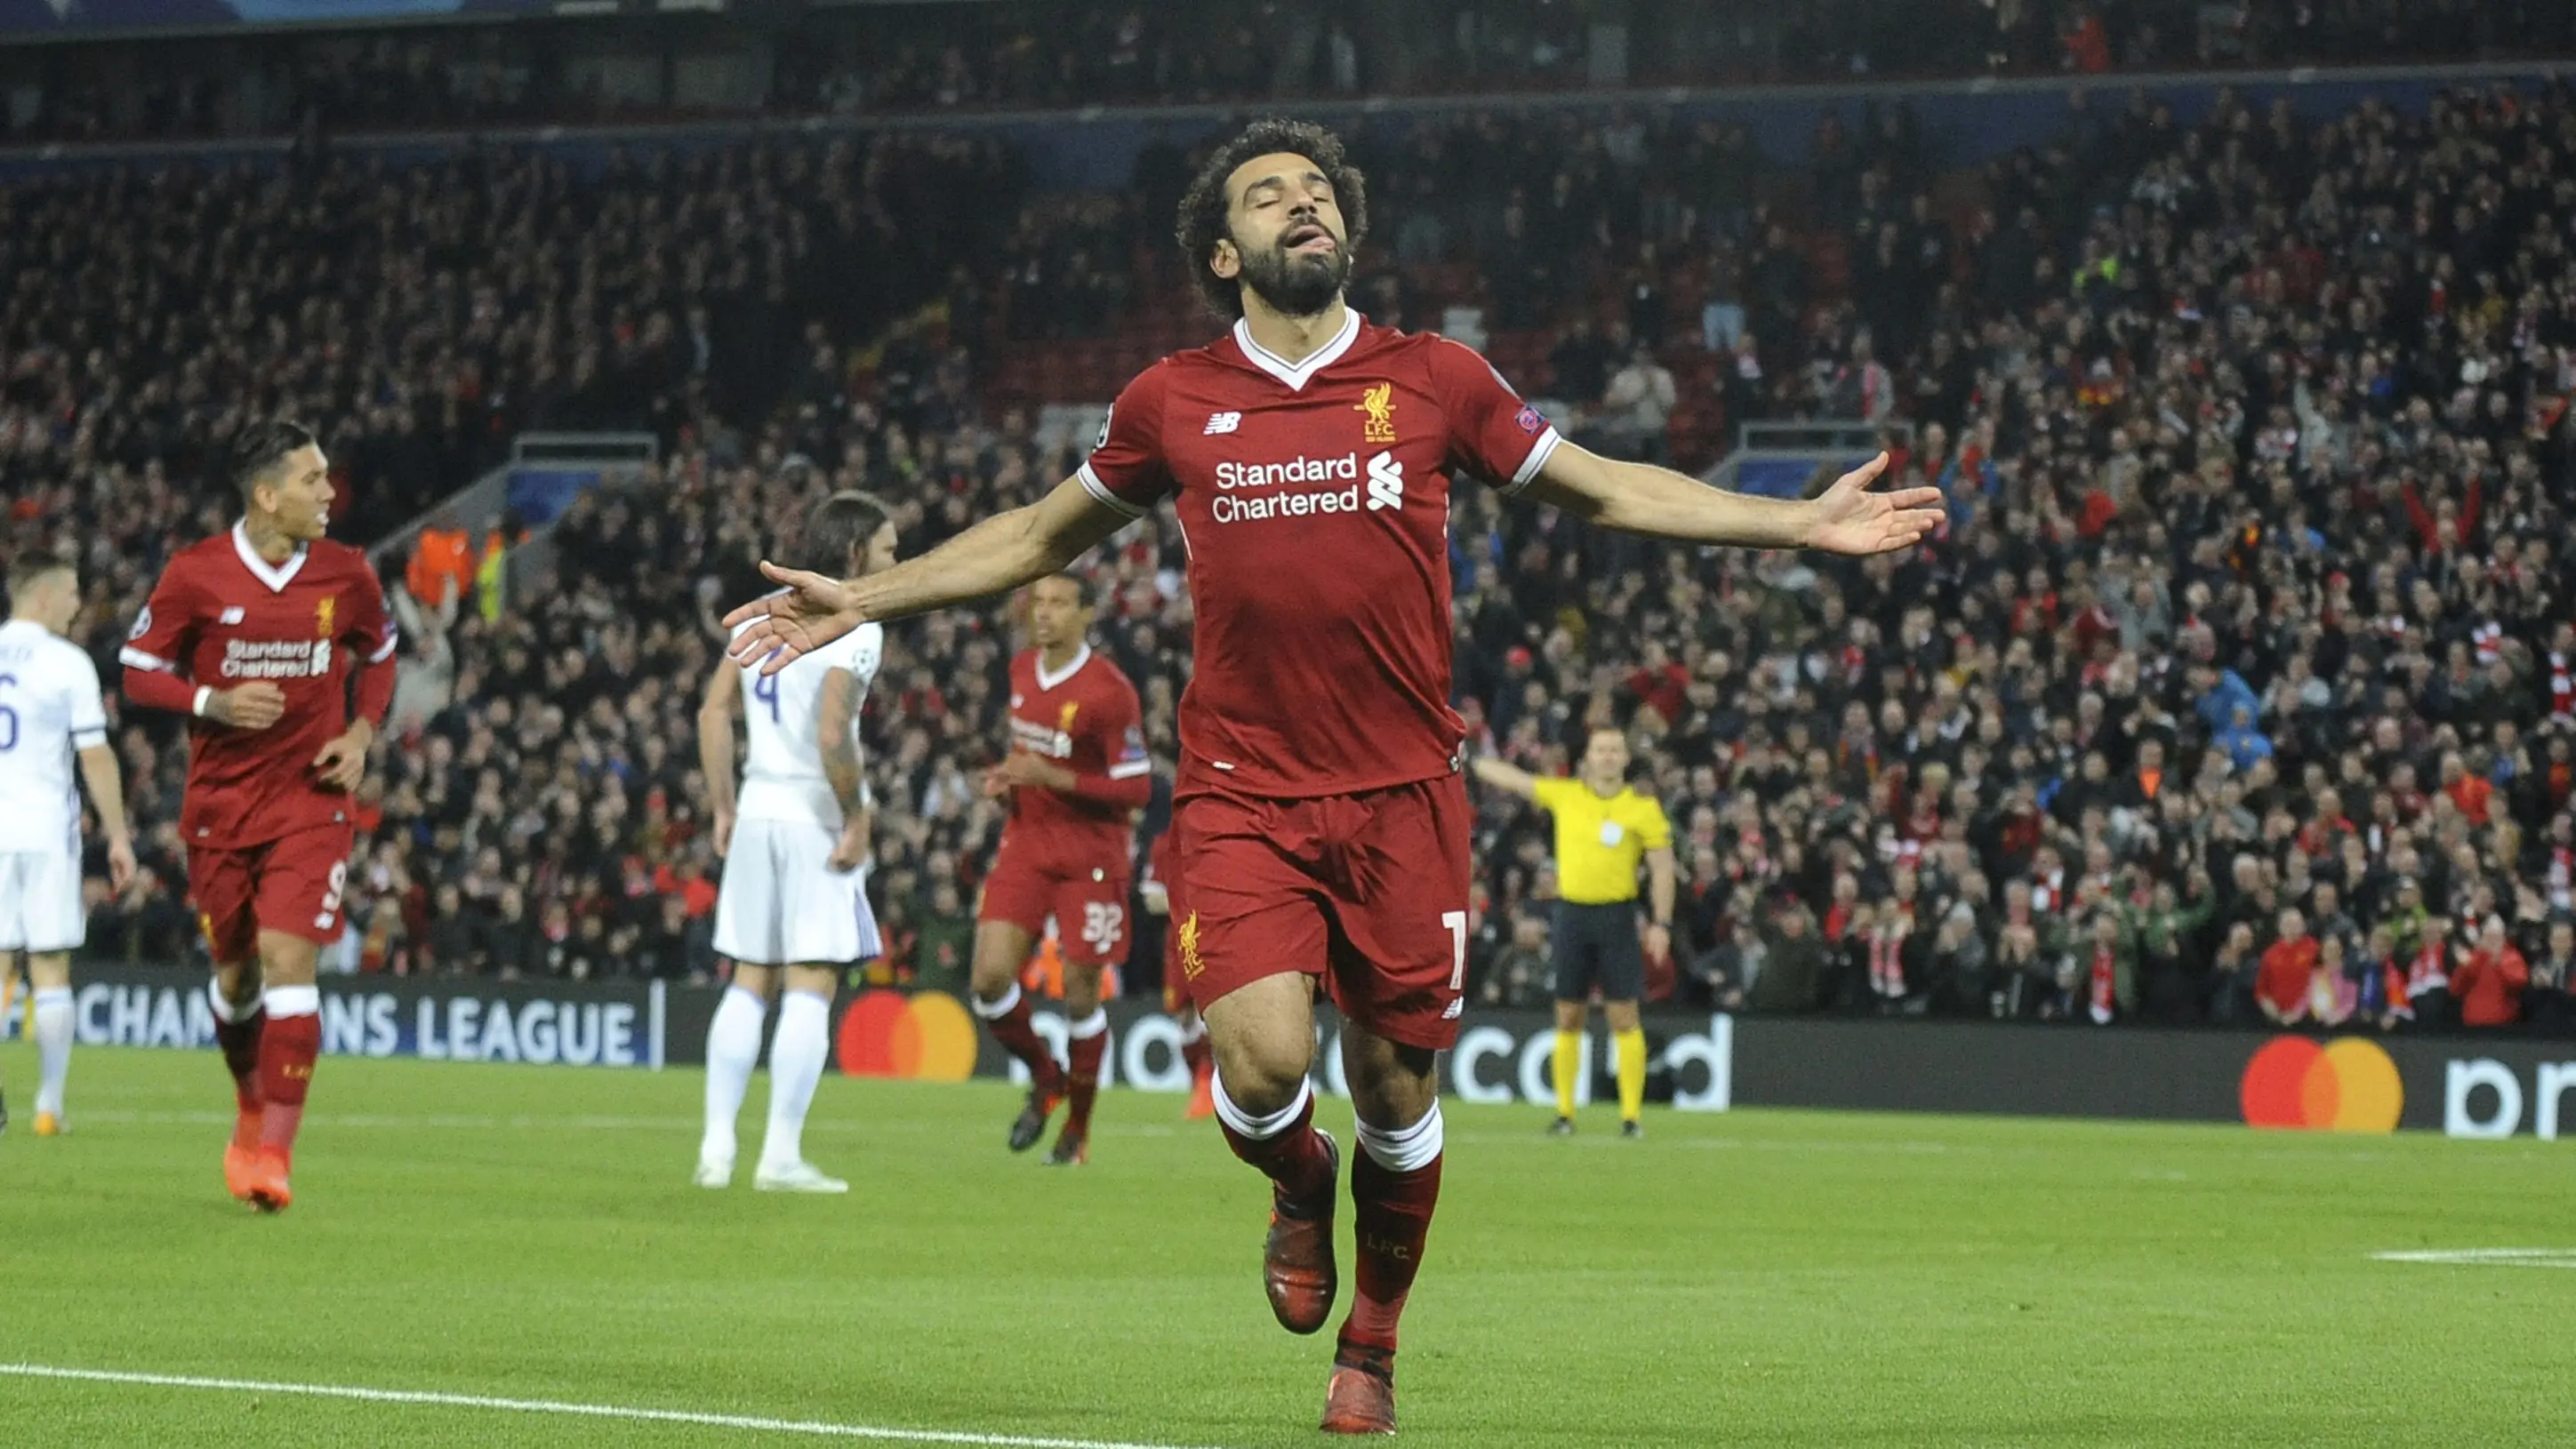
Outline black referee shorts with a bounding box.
[1552,900,1645,1004]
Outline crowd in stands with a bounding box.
[4,0,2573,146]
[15,68,2576,1037]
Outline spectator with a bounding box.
[2451,917,2531,1029]
[1745,904,1825,1013]
[1596,342,1678,464]
[2256,909,2317,1026]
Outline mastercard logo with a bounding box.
[835,990,977,1080]
[2239,1036,2403,1133]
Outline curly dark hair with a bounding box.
[1175,117,1370,322]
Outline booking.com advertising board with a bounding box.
[51,968,2576,1140]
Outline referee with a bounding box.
[1473,727,1676,1138]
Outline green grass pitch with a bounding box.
[0,1042,2571,1447]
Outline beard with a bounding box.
[1235,231,1352,318]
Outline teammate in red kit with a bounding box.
[969,573,1153,1165]
[1140,828,1216,1120]
[120,420,397,1213]
[725,119,1940,1433]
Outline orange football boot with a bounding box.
[243,1146,293,1213]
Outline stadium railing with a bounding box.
[1707,420,1910,500]
[367,430,659,608]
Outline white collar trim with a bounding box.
[1232,306,1361,393]
[232,521,309,594]
[1036,641,1093,693]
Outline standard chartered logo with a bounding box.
[1366,452,1404,510]
[1208,450,1403,524]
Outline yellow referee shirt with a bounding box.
[1529,778,1673,905]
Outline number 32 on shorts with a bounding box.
[1441,909,1468,1019]
[1080,901,1125,953]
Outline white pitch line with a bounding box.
[2371,1248,2576,1269]
[0,1364,1232,1449]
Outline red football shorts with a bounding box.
[1172,773,1472,1051]
[977,829,1132,968]
[189,824,356,963]
[1159,869,1191,1013]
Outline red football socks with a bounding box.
[1182,1029,1213,1083]
[1063,1012,1107,1138]
[208,981,265,1149]
[1217,1080,1336,1207]
[974,984,1063,1087]
[255,997,322,1160]
[1342,1111,1446,1357]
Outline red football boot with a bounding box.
[1263,1131,1339,1334]
[1319,1349,1397,1436]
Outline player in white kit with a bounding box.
[0,557,137,1137]
[693,492,896,1192]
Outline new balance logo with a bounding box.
[220,607,245,624]
[1204,411,1242,435]
[1366,451,1404,511]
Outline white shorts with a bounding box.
[712,817,880,966]
[0,849,84,954]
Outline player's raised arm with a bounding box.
[725,474,1134,676]
[696,659,742,856]
[1520,443,1942,556]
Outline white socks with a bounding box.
[760,990,831,1172]
[1357,1101,1445,1173]
[970,981,1021,1019]
[700,985,766,1168]
[1212,1071,1312,1140]
[33,987,71,1117]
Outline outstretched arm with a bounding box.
[725,475,1134,674]
[1521,444,1940,556]
[1471,757,1541,800]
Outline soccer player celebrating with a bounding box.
[1473,727,1676,1139]
[695,491,896,1194]
[121,420,397,1212]
[968,573,1152,1166]
[724,119,1939,1433]
[0,556,140,1136]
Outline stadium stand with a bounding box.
[2,1,2571,144]
[12,63,2576,1037]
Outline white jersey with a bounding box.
[732,615,883,830]
[0,618,107,855]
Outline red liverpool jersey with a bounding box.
[1076,308,1561,800]
[121,523,397,849]
[1001,642,1152,863]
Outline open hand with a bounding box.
[722,563,865,676]
[1803,452,1945,556]
[311,720,373,792]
